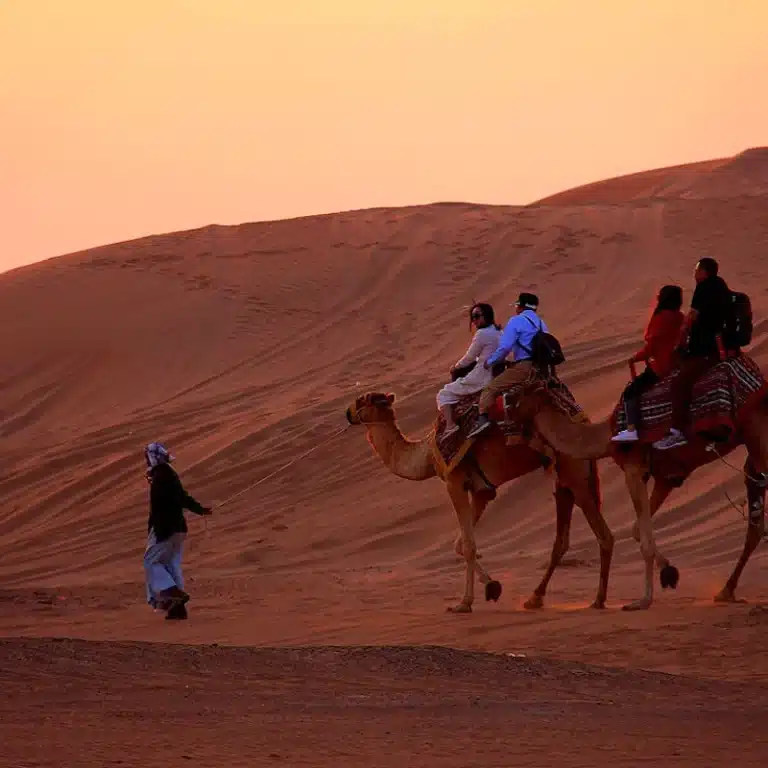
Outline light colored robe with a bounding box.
[436,325,502,407]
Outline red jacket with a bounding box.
[631,309,684,377]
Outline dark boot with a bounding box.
[157,586,190,609]
[165,602,188,620]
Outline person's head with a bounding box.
[513,292,539,315]
[654,284,683,314]
[145,442,174,470]
[469,302,500,330]
[695,257,719,283]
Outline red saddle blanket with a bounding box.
[432,378,584,474]
[611,355,767,444]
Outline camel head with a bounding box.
[345,391,396,426]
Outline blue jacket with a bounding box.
[486,310,548,367]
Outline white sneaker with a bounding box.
[611,429,639,443]
[652,428,688,451]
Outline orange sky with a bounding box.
[1,0,766,272]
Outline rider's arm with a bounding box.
[454,329,485,370]
[486,318,520,368]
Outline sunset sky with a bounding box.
[1,0,766,272]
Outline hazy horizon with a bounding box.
[2,0,766,271]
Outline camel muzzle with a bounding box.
[345,407,356,425]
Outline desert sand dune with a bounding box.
[1,149,768,765]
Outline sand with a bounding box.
[1,148,768,766]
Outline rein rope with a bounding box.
[705,443,766,533]
[214,425,350,512]
[208,380,435,516]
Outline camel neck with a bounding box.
[534,404,612,460]
[364,419,436,481]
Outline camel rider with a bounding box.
[467,292,548,439]
[653,257,732,451]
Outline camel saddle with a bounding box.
[611,354,767,445]
[432,375,584,475]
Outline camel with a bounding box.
[505,373,768,611]
[344,391,614,613]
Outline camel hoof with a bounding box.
[589,600,606,610]
[660,564,679,589]
[447,603,472,614]
[523,594,544,610]
[621,599,652,611]
[485,580,502,602]
[713,589,746,604]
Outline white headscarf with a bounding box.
[145,442,175,470]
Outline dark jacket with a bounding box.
[688,274,731,356]
[147,463,207,542]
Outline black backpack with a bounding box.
[521,315,566,369]
[723,291,753,349]
[721,290,753,350]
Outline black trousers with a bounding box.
[670,354,718,430]
[622,368,660,429]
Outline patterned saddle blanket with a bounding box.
[611,355,767,444]
[431,376,584,475]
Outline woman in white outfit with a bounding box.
[437,303,502,436]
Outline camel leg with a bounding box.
[622,463,659,611]
[446,474,478,614]
[632,477,676,573]
[573,470,614,610]
[453,492,488,557]
[714,454,767,603]
[466,491,503,602]
[451,489,503,601]
[524,483,573,610]
[632,477,673,540]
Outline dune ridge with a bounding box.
[535,146,768,205]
